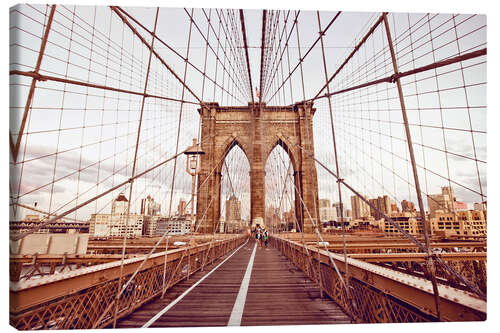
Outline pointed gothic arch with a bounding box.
[195,102,320,233]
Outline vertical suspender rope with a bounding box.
[294,13,336,305]
[91,133,234,328]
[277,150,322,290]
[382,13,441,320]
[275,147,348,292]
[113,7,160,328]
[11,5,56,162]
[167,8,194,219]
[287,135,486,300]
[291,13,322,293]
[316,10,355,313]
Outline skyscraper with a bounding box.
[141,196,161,236]
[225,195,241,222]
[428,186,455,217]
[89,193,143,237]
[141,195,161,216]
[332,202,343,217]
[351,195,370,220]
[401,200,416,212]
[368,195,391,219]
[318,199,331,209]
[111,192,128,214]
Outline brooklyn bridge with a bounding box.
[9,4,487,329]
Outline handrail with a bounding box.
[270,235,486,322]
[10,234,246,330]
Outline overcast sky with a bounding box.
[9,1,487,222]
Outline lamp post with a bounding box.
[184,138,205,231]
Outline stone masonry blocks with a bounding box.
[195,102,320,234]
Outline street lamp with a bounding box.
[184,138,205,228]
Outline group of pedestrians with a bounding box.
[254,226,268,249]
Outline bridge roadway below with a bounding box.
[117,237,351,327]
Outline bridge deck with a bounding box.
[117,238,351,328]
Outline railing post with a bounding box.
[317,249,323,298]
[161,236,170,298]
[187,242,191,281]
[382,12,441,320]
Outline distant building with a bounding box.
[89,214,143,237]
[428,193,451,215]
[401,200,416,213]
[380,214,423,236]
[89,193,143,237]
[225,219,247,233]
[222,195,243,232]
[441,186,456,202]
[431,210,486,237]
[177,199,188,216]
[351,195,370,220]
[319,206,337,222]
[111,192,129,214]
[282,209,295,231]
[390,201,399,214]
[453,201,468,211]
[428,186,455,217]
[226,195,241,222]
[368,195,391,220]
[142,216,159,237]
[141,196,161,236]
[474,202,486,211]
[156,217,191,236]
[332,202,344,217]
[265,205,280,229]
[141,195,161,216]
[318,199,331,209]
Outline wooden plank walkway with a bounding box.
[117,238,351,328]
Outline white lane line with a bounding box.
[142,238,249,328]
[227,241,257,326]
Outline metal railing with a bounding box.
[270,235,486,323]
[10,234,246,330]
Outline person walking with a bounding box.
[255,227,262,248]
[263,228,269,248]
[258,227,265,248]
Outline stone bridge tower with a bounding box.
[196,102,320,234]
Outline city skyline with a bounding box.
[9,5,486,228]
[7,2,490,329]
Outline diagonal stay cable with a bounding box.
[258,9,268,102]
[185,8,248,104]
[110,6,204,106]
[114,6,245,105]
[92,134,243,328]
[10,134,215,241]
[273,142,350,296]
[286,135,486,300]
[239,9,254,103]
[308,13,385,103]
[265,11,342,103]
